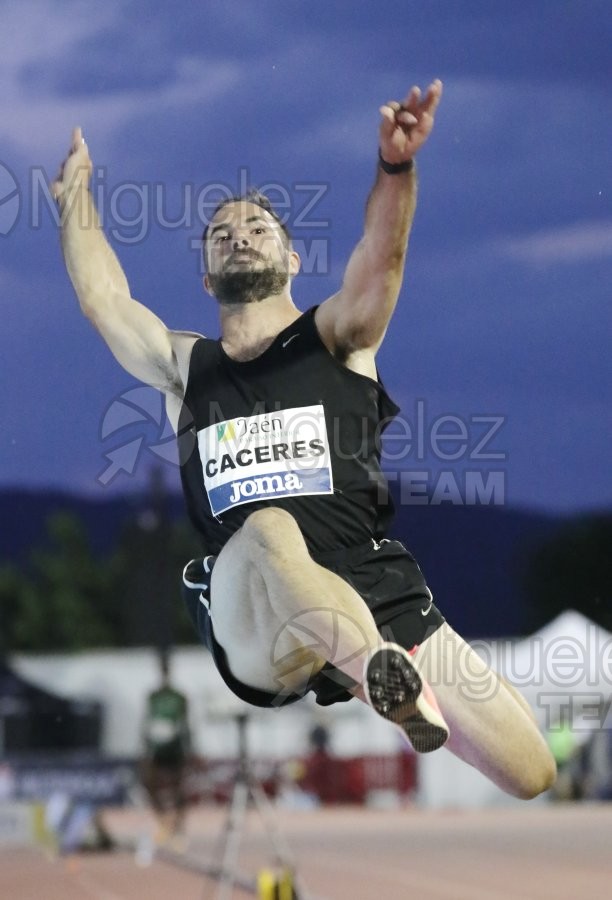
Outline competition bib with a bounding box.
[199,404,334,516]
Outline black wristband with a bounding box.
[378,149,414,175]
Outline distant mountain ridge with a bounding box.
[0,487,563,638]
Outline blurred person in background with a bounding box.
[140,650,191,844]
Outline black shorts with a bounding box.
[181,538,444,710]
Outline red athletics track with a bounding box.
[1,803,611,899]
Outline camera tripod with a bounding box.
[212,713,303,899]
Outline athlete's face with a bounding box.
[206,201,290,276]
[204,201,301,306]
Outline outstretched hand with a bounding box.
[51,126,93,202]
[379,79,443,164]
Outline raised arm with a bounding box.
[316,80,442,359]
[52,128,194,396]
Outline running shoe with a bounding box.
[365,643,449,753]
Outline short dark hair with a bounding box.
[201,189,292,268]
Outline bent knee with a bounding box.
[512,751,557,800]
[241,507,305,556]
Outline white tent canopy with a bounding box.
[490,610,612,732]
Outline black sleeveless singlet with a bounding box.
[177,306,399,556]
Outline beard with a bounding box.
[208,266,289,306]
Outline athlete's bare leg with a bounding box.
[210,507,383,694]
[413,624,557,798]
[209,507,554,795]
